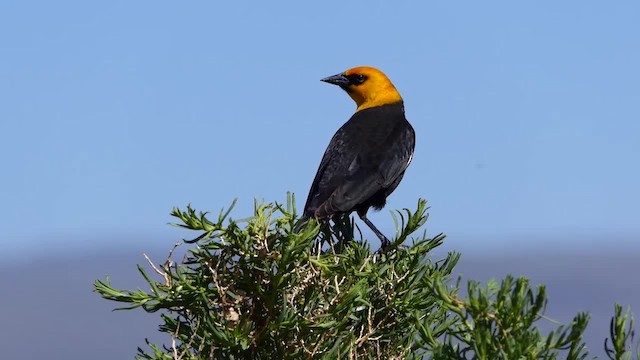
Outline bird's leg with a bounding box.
[358,212,391,249]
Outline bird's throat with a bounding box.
[352,88,403,112]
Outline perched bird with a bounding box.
[298,66,415,249]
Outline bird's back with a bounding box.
[303,102,415,219]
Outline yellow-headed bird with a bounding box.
[299,66,415,249]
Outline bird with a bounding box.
[297,66,415,249]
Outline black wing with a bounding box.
[315,121,415,217]
[302,121,358,217]
[303,102,414,218]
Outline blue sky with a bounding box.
[1,1,639,261]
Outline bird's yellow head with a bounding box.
[321,66,403,112]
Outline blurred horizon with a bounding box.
[6,197,639,266]
[2,241,638,359]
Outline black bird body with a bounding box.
[299,66,415,248]
[303,102,415,220]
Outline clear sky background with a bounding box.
[1,1,639,263]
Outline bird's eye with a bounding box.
[347,74,367,85]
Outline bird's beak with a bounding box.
[320,73,350,87]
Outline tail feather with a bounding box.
[314,198,339,220]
